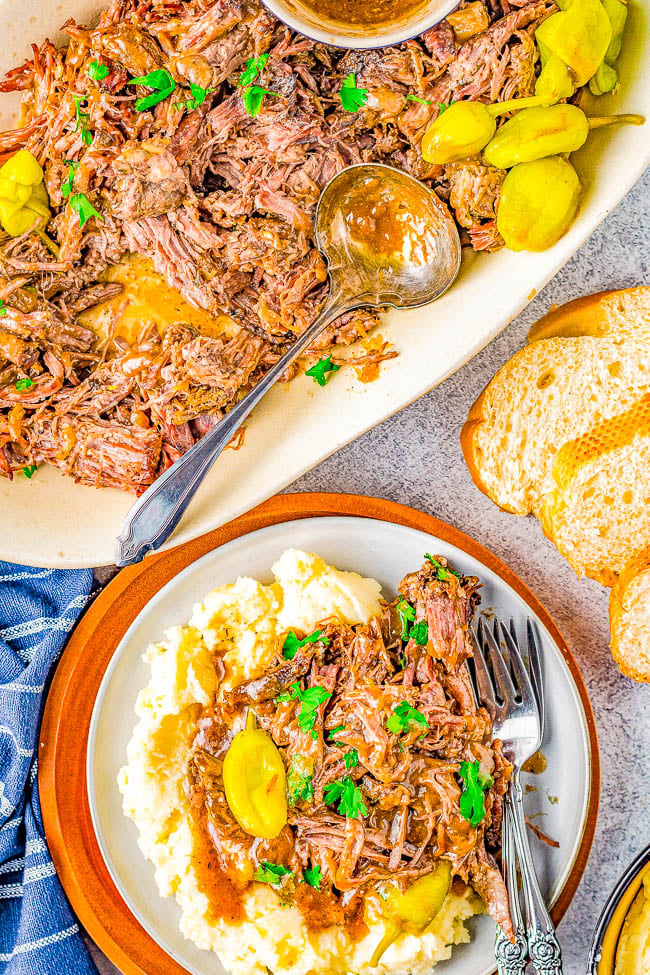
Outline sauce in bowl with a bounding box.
[299,0,425,27]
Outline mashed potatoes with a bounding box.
[119,549,483,975]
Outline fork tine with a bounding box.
[499,621,537,708]
[471,621,497,710]
[527,618,545,739]
[479,616,517,703]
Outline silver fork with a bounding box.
[471,617,563,975]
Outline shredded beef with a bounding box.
[189,557,514,941]
[0,0,555,490]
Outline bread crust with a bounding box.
[528,286,650,342]
[609,547,650,682]
[460,386,495,503]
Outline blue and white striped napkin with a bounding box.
[0,562,98,975]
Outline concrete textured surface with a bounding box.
[91,167,650,975]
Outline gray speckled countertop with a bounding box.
[92,167,650,975]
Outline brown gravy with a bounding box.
[300,0,425,27]
[342,176,440,271]
[190,808,248,924]
[79,253,235,345]
[190,804,370,938]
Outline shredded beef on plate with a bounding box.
[188,556,514,941]
[0,0,554,489]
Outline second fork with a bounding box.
[472,617,564,975]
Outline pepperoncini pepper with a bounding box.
[484,103,644,169]
[222,710,288,839]
[421,94,555,165]
[589,0,627,95]
[496,155,581,252]
[535,40,576,100]
[370,861,452,966]
[0,150,51,237]
[535,0,612,89]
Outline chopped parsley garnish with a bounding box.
[386,700,429,735]
[438,100,455,114]
[324,775,367,819]
[459,760,492,827]
[255,861,293,886]
[287,754,314,805]
[303,864,322,889]
[425,553,460,581]
[282,628,328,660]
[396,596,427,645]
[61,160,79,198]
[305,354,340,387]
[409,620,429,646]
[22,464,37,479]
[406,93,431,105]
[15,377,33,391]
[128,69,176,111]
[339,73,368,113]
[328,724,346,746]
[344,748,359,770]
[0,300,7,317]
[237,57,278,117]
[276,681,332,738]
[68,193,103,228]
[73,96,93,146]
[88,60,109,81]
[241,85,279,117]
[396,596,415,640]
[239,53,270,87]
[173,82,216,111]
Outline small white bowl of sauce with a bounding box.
[260,0,460,49]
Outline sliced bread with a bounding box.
[528,286,650,343]
[609,547,650,683]
[539,395,650,587]
[461,337,650,516]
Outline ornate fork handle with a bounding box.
[507,772,564,975]
[495,790,528,974]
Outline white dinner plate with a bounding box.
[0,0,649,567]
[87,515,597,975]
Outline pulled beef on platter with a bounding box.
[188,557,514,942]
[0,0,554,489]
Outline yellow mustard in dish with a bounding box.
[615,871,650,974]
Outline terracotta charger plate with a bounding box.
[39,493,600,975]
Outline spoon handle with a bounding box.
[114,292,353,566]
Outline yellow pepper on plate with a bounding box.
[0,149,51,237]
[370,861,452,965]
[496,155,581,252]
[535,39,576,99]
[535,0,612,90]
[484,103,644,169]
[589,0,628,94]
[222,710,288,839]
[421,94,555,164]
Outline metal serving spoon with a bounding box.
[115,163,461,566]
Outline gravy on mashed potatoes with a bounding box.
[119,549,507,975]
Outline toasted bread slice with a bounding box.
[609,547,650,682]
[528,286,650,343]
[540,395,650,586]
[461,338,650,515]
